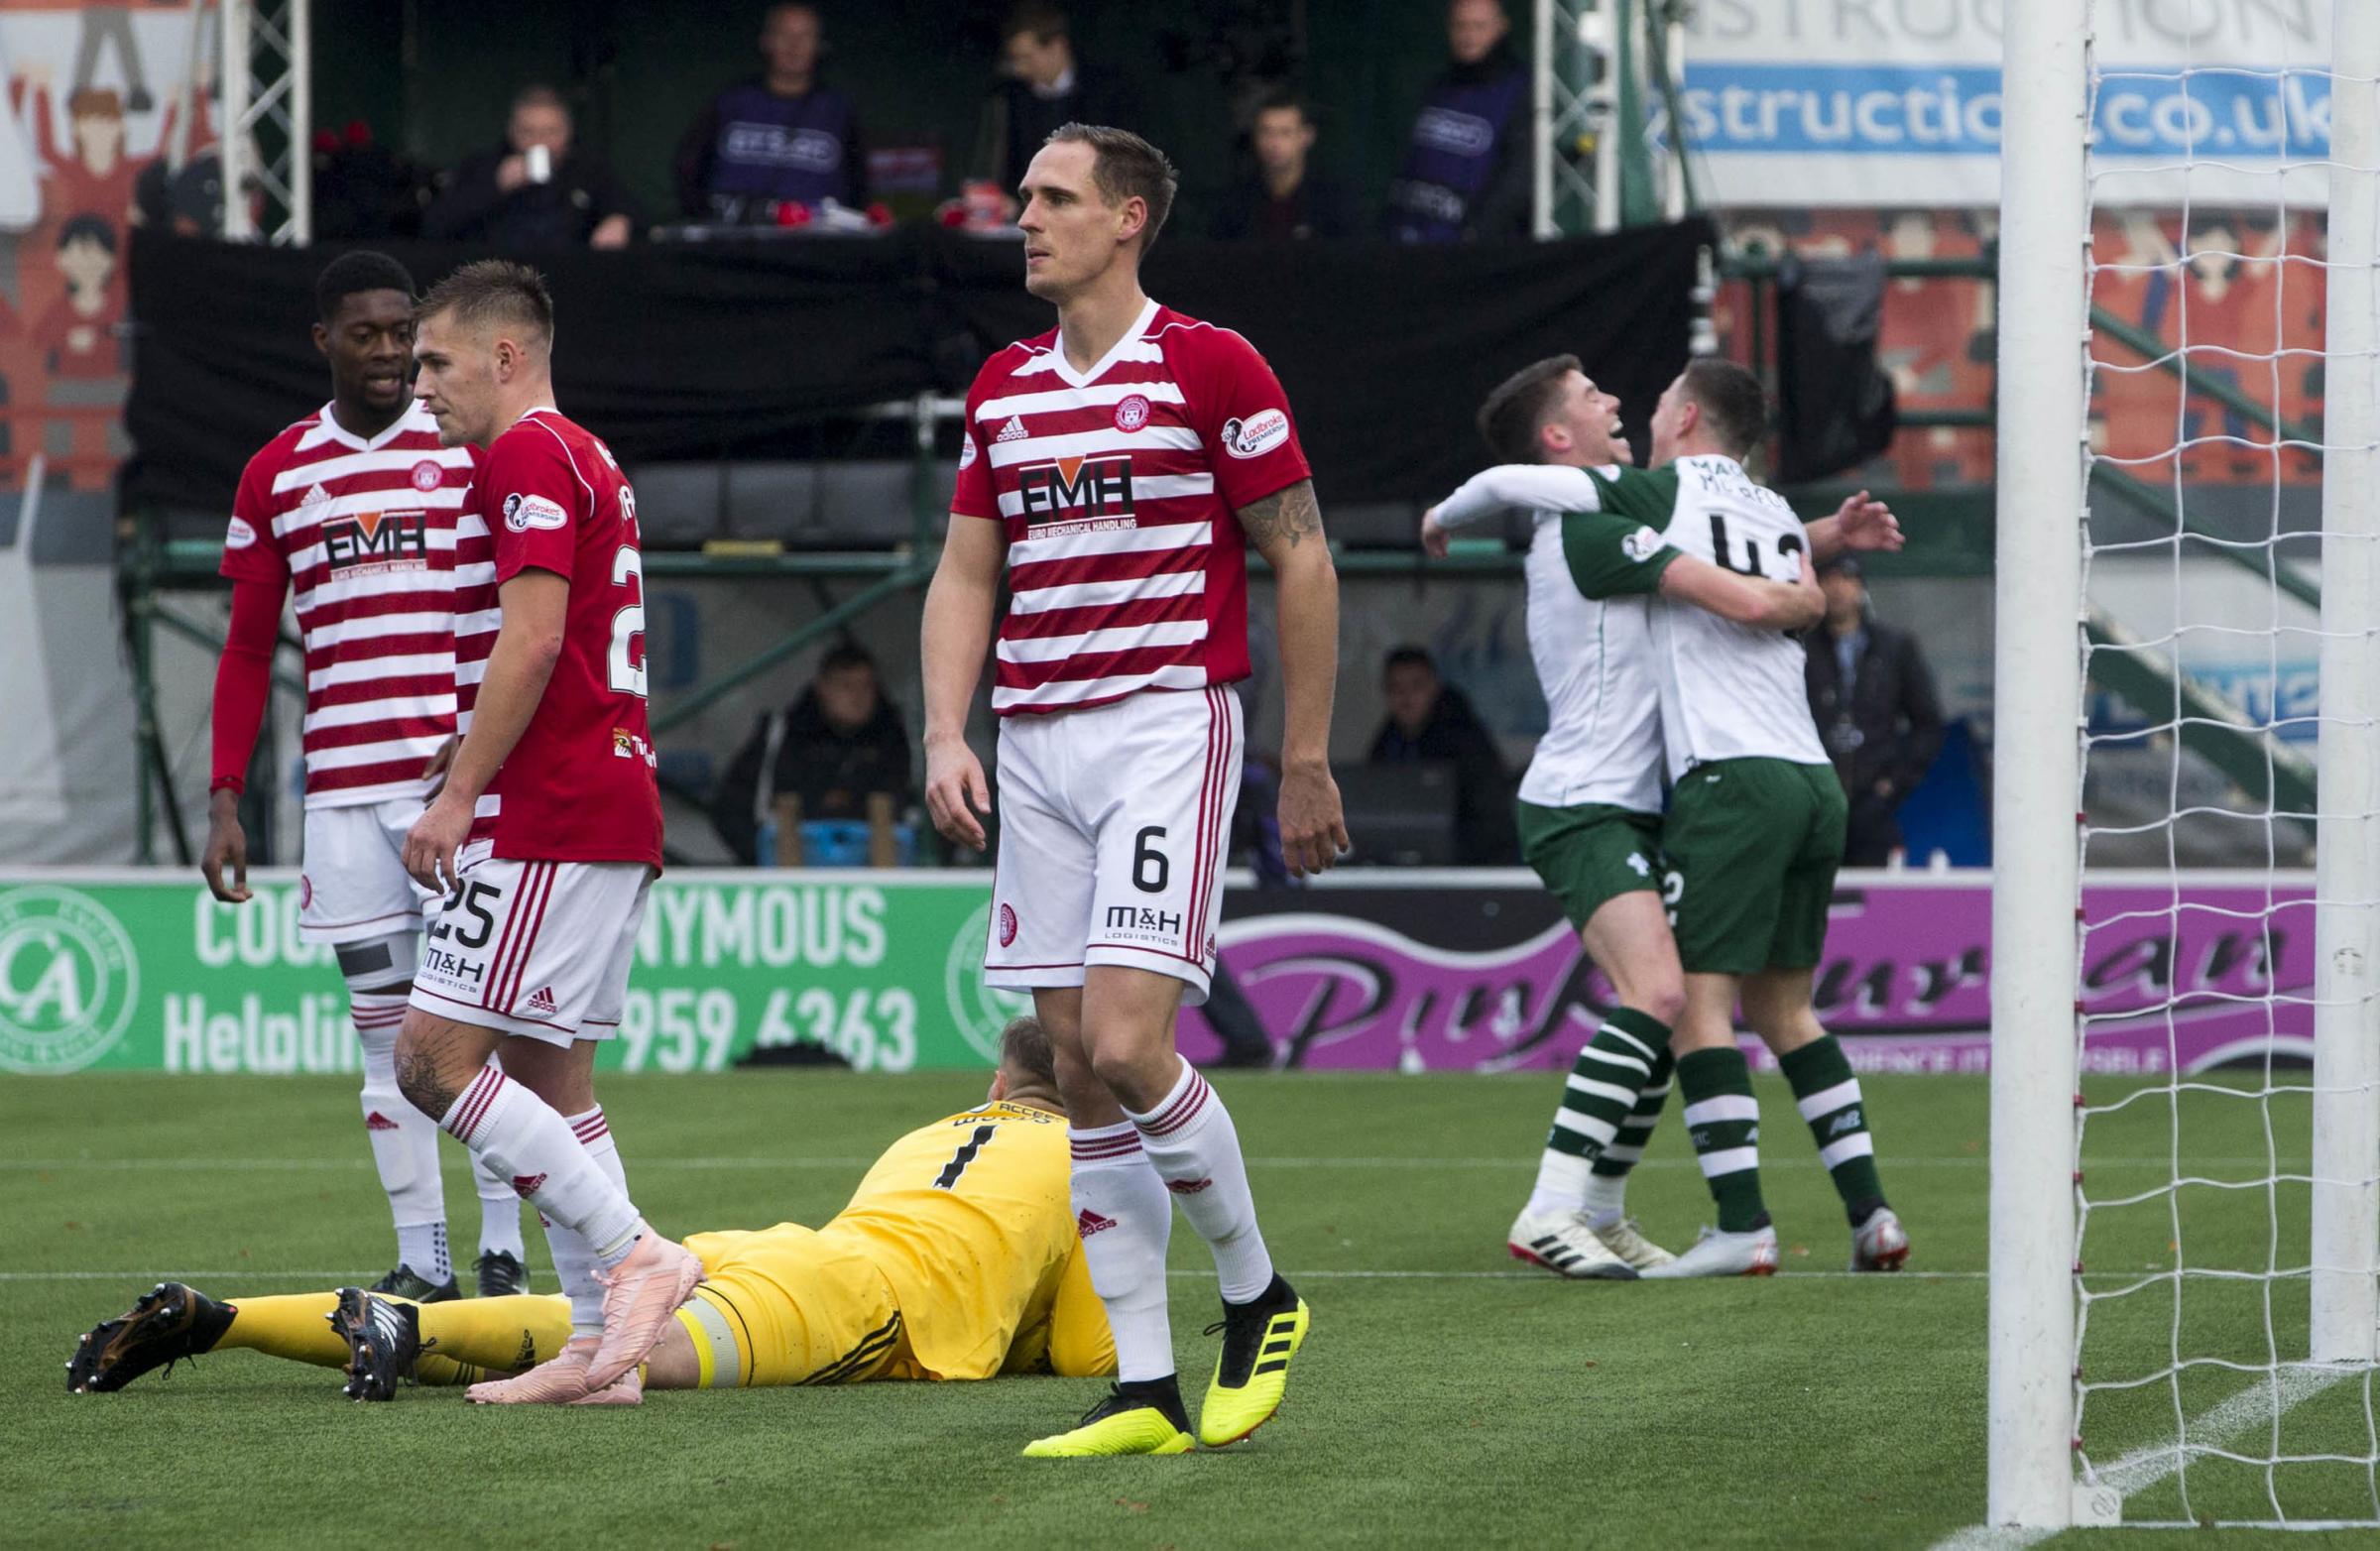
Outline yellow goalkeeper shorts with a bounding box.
[676,1224,910,1388]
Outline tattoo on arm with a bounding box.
[1237,479,1324,551]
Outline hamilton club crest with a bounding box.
[944,900,1031,1066]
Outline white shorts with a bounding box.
[298,797,435,943]
[409,857,654,1046]
[986,685,1243,1005]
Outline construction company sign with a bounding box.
[1675,1,2332,207]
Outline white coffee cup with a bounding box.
[525,145,552,183]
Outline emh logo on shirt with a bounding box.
[322,510,428,574]
[1015,455,1134,531]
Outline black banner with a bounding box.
[126,219,1711,518]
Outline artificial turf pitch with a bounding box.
[5,1068,2375,1549]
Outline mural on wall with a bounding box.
[0,1,214,494]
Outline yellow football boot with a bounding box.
[1022,1385,1195,1458]
[1198,1281,1309,1447]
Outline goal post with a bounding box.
[1991,0,2380,1528]
[1987,0,2090,1528]
[2311,0,2380,1372]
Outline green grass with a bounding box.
[2,1070,2374,1549]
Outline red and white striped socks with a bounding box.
[1126,1060,1276,1304]
[438,1068,642,1286]
[1068,1121,1176,1382]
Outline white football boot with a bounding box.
[1506,1207,1637,1279]
[1849,1207,1910,1271]
[1587,1214,1678,1272]
[1638,1223,1780,1279]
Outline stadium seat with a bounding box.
[680,459,954,547]
[723,462,819,542]
[1323,501,1426,549]
[810,461,917,545]
[1331,760,1459,865]
[624,463,728,547]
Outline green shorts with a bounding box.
[1516,800,1664,931]
[1660,758,1847,975]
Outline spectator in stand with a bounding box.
[1385,0,1532,243]
[710,644,914,866]
[973,2,1127,197]
[674,2,868,224]
[423,85,636,249]
[1805,557,1945,867]
[1369,646,1518,865]
[1211,92,1361,242]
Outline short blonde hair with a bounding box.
[416,259,554,348]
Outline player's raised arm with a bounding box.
[1421,461,1606,554]
[919,514,1008,851]
[1805,489,1904,563]
[1240,478,1349,877]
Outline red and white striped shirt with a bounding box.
[220,401,480,807]
[950,298,1311,715]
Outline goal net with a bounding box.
[1993,0,2380,1530]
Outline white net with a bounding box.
[2073,4,2380,1527]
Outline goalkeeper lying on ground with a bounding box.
[67,1017,1115,1404]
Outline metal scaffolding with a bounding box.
[1531,0,1691,237]
[219,0,310,243]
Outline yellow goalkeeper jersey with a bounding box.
[820,1100,1111,1381]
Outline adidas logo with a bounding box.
[1076,1208,1117,1239]
[1164,1177,1214,1196]
[524,986,559,1016]
[364,1111,402,1132]
[994,417,1029,443]
[298,482,329,508]
[510,1172,547,1198]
